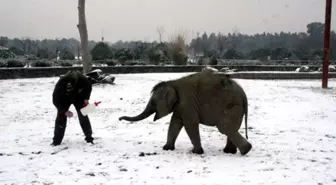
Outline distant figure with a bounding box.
[51,70,94,146]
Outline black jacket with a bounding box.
[52,70,92,111]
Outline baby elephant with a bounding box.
[119,72,252,156]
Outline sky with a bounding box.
[0,0,335,42]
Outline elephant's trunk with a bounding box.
[119,101,155,122]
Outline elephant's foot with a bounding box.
[191,147,204,154]
[223,146,237,154]
[163,144,175,151]
[239,142,252,156]
[223,138,237,154]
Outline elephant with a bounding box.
[119,71,252,155]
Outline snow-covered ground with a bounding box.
[1,73,336,185]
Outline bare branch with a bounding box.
[157,25,165,43]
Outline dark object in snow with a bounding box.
[138,152,157,157]
[119,168,127,172]
[31,151,42,155]
[85,172,95,176]
[50,146,69,155]
[84,69,115,85]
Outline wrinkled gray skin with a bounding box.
[119,72,252,155]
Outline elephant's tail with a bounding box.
[243,91,248,139]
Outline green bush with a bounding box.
[6,60,25,67]
[27,56,39,60]
[31,60,52,67]
[0,50,16,59]
[172,51,188,65]
[103,60,117,66]
[197,57,209,65]
[209,56,218,65]
[124,60,139,66]
[59,49,75,60]
[0,60,6,67]
[148,49,163,65]
[59,61,73,67]
[91,42,113,60]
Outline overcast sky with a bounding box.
[0,0,335,42]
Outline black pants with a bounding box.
[52,102,93,145]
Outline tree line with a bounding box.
[0,22,335,65]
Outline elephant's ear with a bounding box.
[164,86,177,110]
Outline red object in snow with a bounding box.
[94,101,101,106]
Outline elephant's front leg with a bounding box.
[184,122,204,154]
[163,113,183,151]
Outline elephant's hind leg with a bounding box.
[223,138,237,154]
[217,106,252,156]
[228,132,252,155]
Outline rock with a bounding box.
[139,152,145,157]
[317,65,335,72]
[201,66,218,73]
[219,67,230,72]
[295,65,310,72]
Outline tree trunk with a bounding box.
[77,0,91,73]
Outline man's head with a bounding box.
[62,70,81,97]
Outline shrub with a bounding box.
[104,60,117,66]
[55,60,73,67]
[172,51,188,65]
[91,42,113,60]
[209,56,218,65]
[124,60,140,66]
[59,49,75,60]
[6,60,25,67]
[0,60,6,67]
[59,61,73,67]
[148,49,163,65]
[197,57,209,65]
[0,50,16,59]
[169,29,189,65]
[31,60,52,67]
[27,56,39,60]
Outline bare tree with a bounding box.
[169,28,189,65]
[157,25,165,43]
[77,0,91,73]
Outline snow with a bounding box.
[1,72,336,185]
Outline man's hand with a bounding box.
[65,110,73,118]
[84,99,89,106]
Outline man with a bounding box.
[51,70,94,146]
